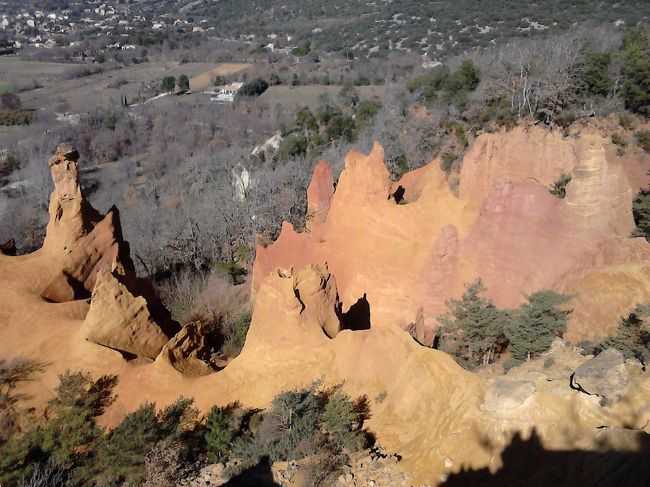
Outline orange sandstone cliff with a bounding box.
[254,125,650,343]
[1,127,650,484]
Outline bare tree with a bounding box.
[22,462,66,487]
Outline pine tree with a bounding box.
[96,403,162,484]
[506,291,573,362]
[178,74,190,93]
[596,303,650,363]
[204,406,232,460]
[438,278,511,369]
[621,28,650,116]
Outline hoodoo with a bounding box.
[254,127,650,344]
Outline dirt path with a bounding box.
[189,63,251,91]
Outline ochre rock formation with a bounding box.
[159,322,217,376]
[42,144,101,253]
[306,160,335,228]
[84,263,172,360]
[1,128,650,485]
[203,264,489,482]
[39,144,135,302]
[254,126,650,342]
[0,144,177,366]
[292,263,342,337]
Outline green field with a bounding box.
[0,57,249,113]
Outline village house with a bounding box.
[211,82,244,103]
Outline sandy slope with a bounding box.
[1,121,650,484]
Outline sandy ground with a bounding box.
[189,63,250,91]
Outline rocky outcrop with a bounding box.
[406,306,430,346]
[40,144,135,301]
[334,450,410,487]
[572,348,635,402]
[292,264,343,338]
[2,127,650,486]
[40,206,135,302]
[306,160,335,229]
[160,322,218,376]
[42,144,101,253]
[253,127,650,343]
[483,379,536,412]
[84,264,173,360]
[7,145,179,359]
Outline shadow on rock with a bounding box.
[223,462,280,487]
[443,429,650,487]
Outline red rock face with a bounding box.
[253,128,650,342]
[306,160,335,228]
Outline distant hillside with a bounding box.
[191,0,650,56]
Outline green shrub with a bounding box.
[443,60,481,108]
[222,312,251,358]
[0,358,45,441]
[325,114,356,143]
[440,151,457,175]
[0,430,46,485]
[611,132,627,147]
[95,403,162,484]
[455,60,481,91]
[407,60,480,109]
[213,260,247,284]
[555,112,576,129]
[239,77,269,97]
[355,100,382,126]
[0,109,35,126]
[445,121,469,147]
[322,392,356,436]
[549,174,572,199]
[277,132,308,161]
[322,392,366,452]
[595,304,650,364]
[265,387,322,462]
[295,106,318,131]
[389,153,410,176]
[476,97,517,128]
[94,397,199,485]
[407,68,449,106]
[0,370,118,485]
[161,76,176,92]
[619,113,636,131]
[636,130,650,153]
[44,371,118,471]
[178,74,190,92]
[338,83,360,109]
[205,406,232,460]
[291,41,311,56]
